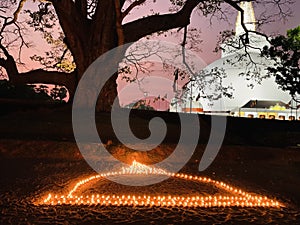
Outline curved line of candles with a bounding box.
[40,160,283,208]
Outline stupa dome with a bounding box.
[171,2,291,113]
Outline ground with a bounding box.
[0,109,300,224]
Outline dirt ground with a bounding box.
[1,109,300,224]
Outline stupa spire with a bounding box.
[235,2,256,36]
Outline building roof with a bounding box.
[241,100,289,109]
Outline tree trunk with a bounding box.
[72,43,120,112]
[55,1,120,112]
[2,0,200,112]
[96,72,119,112]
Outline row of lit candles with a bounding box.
[68,160,170,197]
[43,193,280,208]
[40,160,283,208]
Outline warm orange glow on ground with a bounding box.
[39,160,283,208]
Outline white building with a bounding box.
[171,2,294,118]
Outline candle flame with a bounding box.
[38,160,284,208]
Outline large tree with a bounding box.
[0,0,295,111]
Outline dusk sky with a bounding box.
[4,0,300,105]
[122,0,300,64]
[16,0,300,69]
[119,0,300,106]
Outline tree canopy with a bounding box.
[262,25,300,101]
[0,0,297,111]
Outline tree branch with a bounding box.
[0,42,11,58]
[122,0,146,20]
[123,0,202,43]
[120,0,126,8]
[181,25,196,78]
[51,0,88,38]
[5,0,27,26]
[75,0,87,19]
[224,0,250,43]
[51,0,89,74]
[90,1,116,55]
[11,69,76,92]
[0,44,76,95]
[115,0,125,45]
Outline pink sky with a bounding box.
[119,1,300,106]
[123,1,300,64]
[16,0,300,68]
[3,1,300,106]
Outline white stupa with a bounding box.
[172,2,291,114]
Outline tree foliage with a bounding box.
[125,99,156,111]
[0,0,297,111]
[0,79,67,102]
[262,25,300,99]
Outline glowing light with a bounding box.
[121,160,168,175]
[39,160,283,208]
